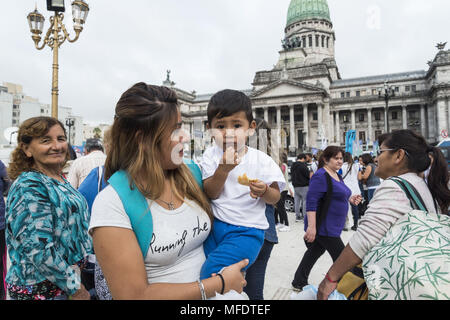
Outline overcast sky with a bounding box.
[1,0,449,124]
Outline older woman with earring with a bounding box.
[5,117,92,300]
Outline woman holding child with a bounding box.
[90,83,248,299]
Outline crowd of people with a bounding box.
[0,82,448,301]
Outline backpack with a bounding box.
[362,176,450,300]
[78,166,108,213]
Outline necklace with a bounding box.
[157,190,175,210]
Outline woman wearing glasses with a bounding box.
[317,129,450,300]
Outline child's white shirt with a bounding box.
[199,145,286,230]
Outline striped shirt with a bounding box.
[349,172,438,259]
[67,151,106,189]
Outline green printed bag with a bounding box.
[362,177,450,300]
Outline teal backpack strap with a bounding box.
[389,176,427,212]
[107,161,203,258]
[184,158,203,190]
[108,170,153,258]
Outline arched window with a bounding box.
[321,35,325,47]
[326,37,330,48]
[302,36,306,48]
[316,35,320,47]
[309,35,313,47]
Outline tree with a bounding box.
[93,127,102,139]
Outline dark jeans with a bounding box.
[275,191,289,226]
[0,229,5,300]
[292,236,345,289]
[351,204,359,228]
[244,240,275,300]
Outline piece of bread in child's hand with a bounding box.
[238,173,258,186]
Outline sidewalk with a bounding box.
[264,211,355,300]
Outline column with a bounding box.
[351,109,356,130]
[437,99,448,141]
[402,105,407,129]
[329,110,335,143]
[317,103,323,140]
[335,111,340,145]
[303,104,309,147]
[367,108,373,144]
[276,106,282,153]
[420,104,427,137]
[264,107,269,123]
[427,104,436,141]
[276,106,281,129]
[289,105,296,151]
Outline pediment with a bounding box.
[251,80,326,99]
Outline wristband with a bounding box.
[325,273,338,284]
[217,273,225,295]
[197,279,206,300]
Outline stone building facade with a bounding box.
[171,0,450,154]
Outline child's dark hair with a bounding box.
[207,89,254,125]
[378,129,449,215]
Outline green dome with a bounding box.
[286,0,331,27]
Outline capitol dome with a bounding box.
[286,0,332,28]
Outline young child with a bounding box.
[199,89,285,281]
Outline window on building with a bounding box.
[341,92,345,98]
[316,35,320,47]
[395,86,399,92]
[359,131,366,142]
[322,35,325,47]
[312,112,318,121]
[375,130,383,140]
[405,86,410,92]
[372,89,378,95]
[302,36,306,48]
[412,85,417,92]
[356,91,361,97]
[326,37,329,48]
[409,110,419,120]
[346,92,350,98]
[374,112,381,121]
[359,113,365,122]
[392,111,398,120]
[343,114,350,123]
[294,115,304,122]
[309,35,313,47]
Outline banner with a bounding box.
[345,130,356,154]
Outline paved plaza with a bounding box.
[265,210,355,300]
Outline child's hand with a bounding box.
[219,146,240,173]
[249,180,268,199]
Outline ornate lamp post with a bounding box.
[27,0,90,119]
[378,81,395,133]
[65,117,75,144]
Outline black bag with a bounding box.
[315,172,334,235]
[357,200,368,217]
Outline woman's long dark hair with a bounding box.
[343,152,354,175]
[378,130,450,214]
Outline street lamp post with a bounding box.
[378,81,395,133]
[27,0,90,119]
[65,117,75,144]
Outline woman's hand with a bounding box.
[349,195,363,206]
[217,259,249,293]
[317,277,338,300]
[70,284,90,300]
[304,226,316,243]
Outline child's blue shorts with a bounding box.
[200,218,265,280]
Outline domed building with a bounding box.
[174,0,450,156]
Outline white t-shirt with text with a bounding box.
[199,146,285,230]
[89,185,211,284]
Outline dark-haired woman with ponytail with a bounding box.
[317,129,450,300]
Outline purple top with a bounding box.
[305,168,351,237]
